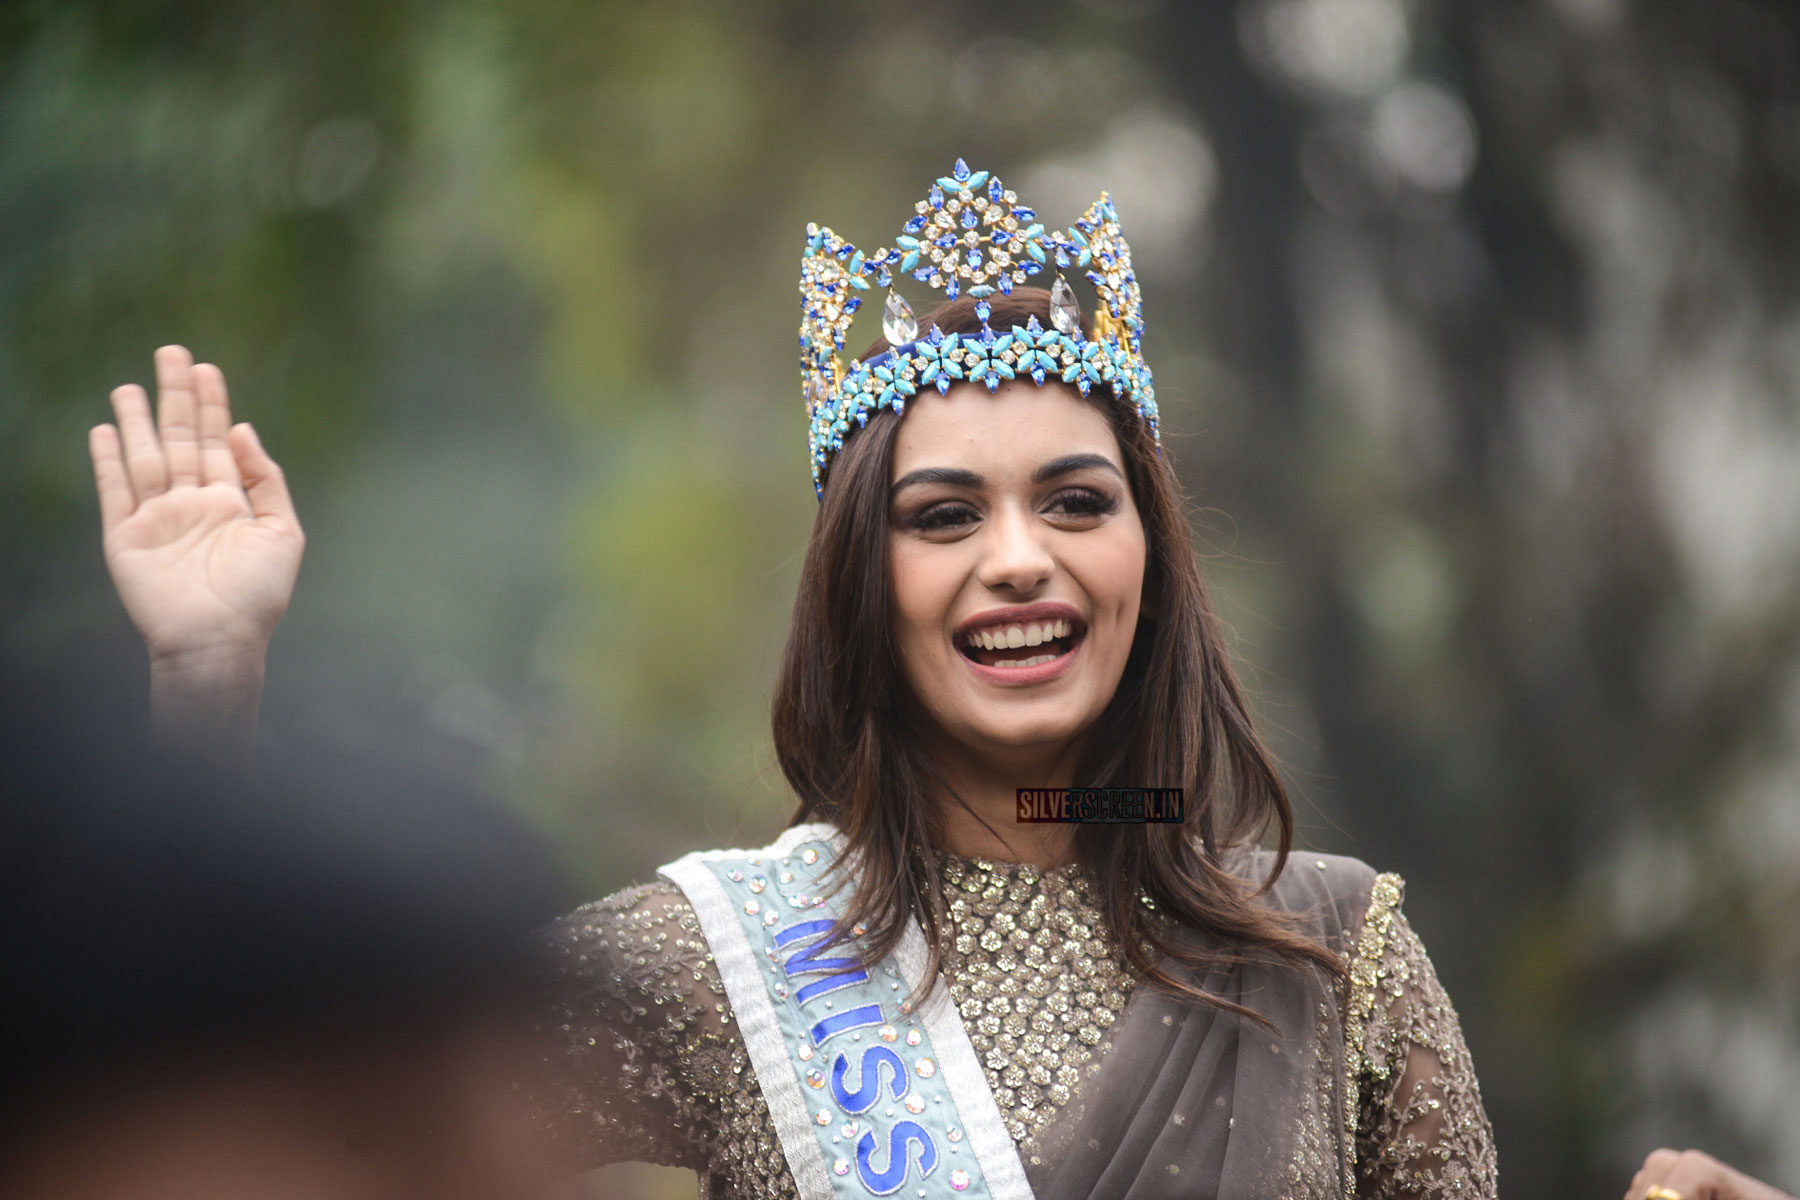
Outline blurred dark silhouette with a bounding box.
[0,652,579,1198]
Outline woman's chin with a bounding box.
[948,706,1095,758]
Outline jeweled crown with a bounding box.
[800,159,1159,497]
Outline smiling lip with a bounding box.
[953,601,1087,688]
[953,602,1086,641]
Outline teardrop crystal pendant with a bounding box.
[883,291,919,346]
[1050,275,1082,336]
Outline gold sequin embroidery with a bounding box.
[934,852,1137,1153]
[532,856,1496,1199]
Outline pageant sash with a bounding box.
[659,823,1034,1200]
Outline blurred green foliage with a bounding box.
[7,0,1800,1193]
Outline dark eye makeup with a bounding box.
[900,486,1119,533]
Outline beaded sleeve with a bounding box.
[532,880,797,1198]
[1347,875,1500,1197]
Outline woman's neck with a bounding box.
[922,737,1084,869]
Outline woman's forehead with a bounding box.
[889,381,1123,480]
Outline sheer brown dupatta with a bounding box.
[1024,852,1375,1200]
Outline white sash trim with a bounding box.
[660,823,842,1200]
[893,922,1035,1199]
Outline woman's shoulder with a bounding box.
[530,879,755,1174]
[548,876,697,928]
[1225,845,1405,952]
[537,878,710,985]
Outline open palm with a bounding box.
[90,346,304,660]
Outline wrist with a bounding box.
[148,640,269,684]
[147,644,268,778]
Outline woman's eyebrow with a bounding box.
[1033,453,1125,484]
[890,466,984,497]
[890,454,1125,498]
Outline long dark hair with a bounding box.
[770,287,1342,1019]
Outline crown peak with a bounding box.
[800,163,1158,496]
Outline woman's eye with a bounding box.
[1049,488,1117,518]
[908,502,978,531]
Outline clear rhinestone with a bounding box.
[1050,276,1081,336]
[883,291,919,345]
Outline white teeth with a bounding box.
[992,653,1059,669]
[964,619,1080,650]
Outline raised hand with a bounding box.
[89,346,304,770]
[90,345,304,662]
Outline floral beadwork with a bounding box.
[800,159,1159,498]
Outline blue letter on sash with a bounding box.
[855,1121,938,1195]
[775,919,860,976]
[778,917,874,1014]
[810,1004,884,1046]
[830,1045,907,1113]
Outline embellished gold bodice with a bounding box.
[533,850,1498,1198]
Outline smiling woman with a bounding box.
[535,257,1501,1194]
[767,288,1341,1027]
[88,162,1498,1198]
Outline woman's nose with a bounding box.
[976,504,1055,594]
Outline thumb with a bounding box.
[229,423,301,530]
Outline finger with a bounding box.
[193,362,240,488]
[1630,1149,1683,1200]
[109,383,169,501]
[1642,1148,1681,1180]
[154,344,202,487]
[88,424,136,532]
[1662,1149,1758,1200]
[230,423,300,529]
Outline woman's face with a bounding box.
[887,378,1148,768]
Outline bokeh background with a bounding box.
[6,0,1799,1194]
